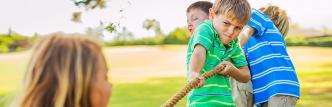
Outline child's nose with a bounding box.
[226,27,235,35]
[188,21,194,26]
[188,23,193,28]
[188,23,192,26]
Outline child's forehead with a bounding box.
[219,13,247,26]
[188,8,207,14]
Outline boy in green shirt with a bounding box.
[186,0,251,106]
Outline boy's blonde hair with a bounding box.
[262,6,290,37]
[212,0,251,25]
[13,34,108,107]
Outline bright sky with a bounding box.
[0,0,331,38]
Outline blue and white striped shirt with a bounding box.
[243,9,300,105]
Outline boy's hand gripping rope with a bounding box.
[160,64,225,107]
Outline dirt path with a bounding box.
[105,46,187,83]
[0,46,188,83]
[287,47,332,71]
[1,46,331,83]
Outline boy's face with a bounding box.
[209,10,245,45]
[187,8,209,35]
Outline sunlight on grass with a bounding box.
[297,70,332,107]
[0,62,26,95]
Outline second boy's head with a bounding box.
[260,6,290,37]
[186,1,213,35]
[209,0,251,45]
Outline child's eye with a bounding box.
[223,21,230,25]
[235,26,243,30]
[193,17,199,21]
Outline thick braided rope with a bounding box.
[160,64,225,107]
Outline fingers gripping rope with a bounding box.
[160,64,225,107]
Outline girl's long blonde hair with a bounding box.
[13,34,108,107]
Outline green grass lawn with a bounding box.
[2,72,332,107]
[110,69,332,107]
[1,46,332,107]
[296,69,332,107]
[0,61,26,107]
[109,77,187,107]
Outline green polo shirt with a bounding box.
[186,20,248,107]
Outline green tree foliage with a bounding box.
[72,0,106,22]
[105,22,119,33]
[71,0,131,34]
[0,33,34,53]
[73,0,106,9]
[143,19,163,36]
[0,36,14,46]
[107,37,164,46]
[105,26,190,46]
[0,44,9,53]
[71,12,82,22]
[285,35,332,47]
[163,27,190,44]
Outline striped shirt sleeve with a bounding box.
[231,44,248,68]
[247,9,268,37]
[190,23,214,51]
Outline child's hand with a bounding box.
[189,72,205,88]
[219,61,236,75]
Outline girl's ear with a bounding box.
[209,8,215,20]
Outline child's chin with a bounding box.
[221,40,231,45]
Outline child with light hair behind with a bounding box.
[239,5,300,107]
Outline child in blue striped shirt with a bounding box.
[239,6,300,107]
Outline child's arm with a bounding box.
[189,44,206,88]
[239,26,255,47]
[219,61,251,83]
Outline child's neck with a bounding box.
[224,44,230,49]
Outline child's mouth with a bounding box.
[189,28,194,35]
[223,35,231,39]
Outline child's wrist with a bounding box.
[189,71,200,81]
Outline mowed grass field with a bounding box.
[0,45,332,107]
